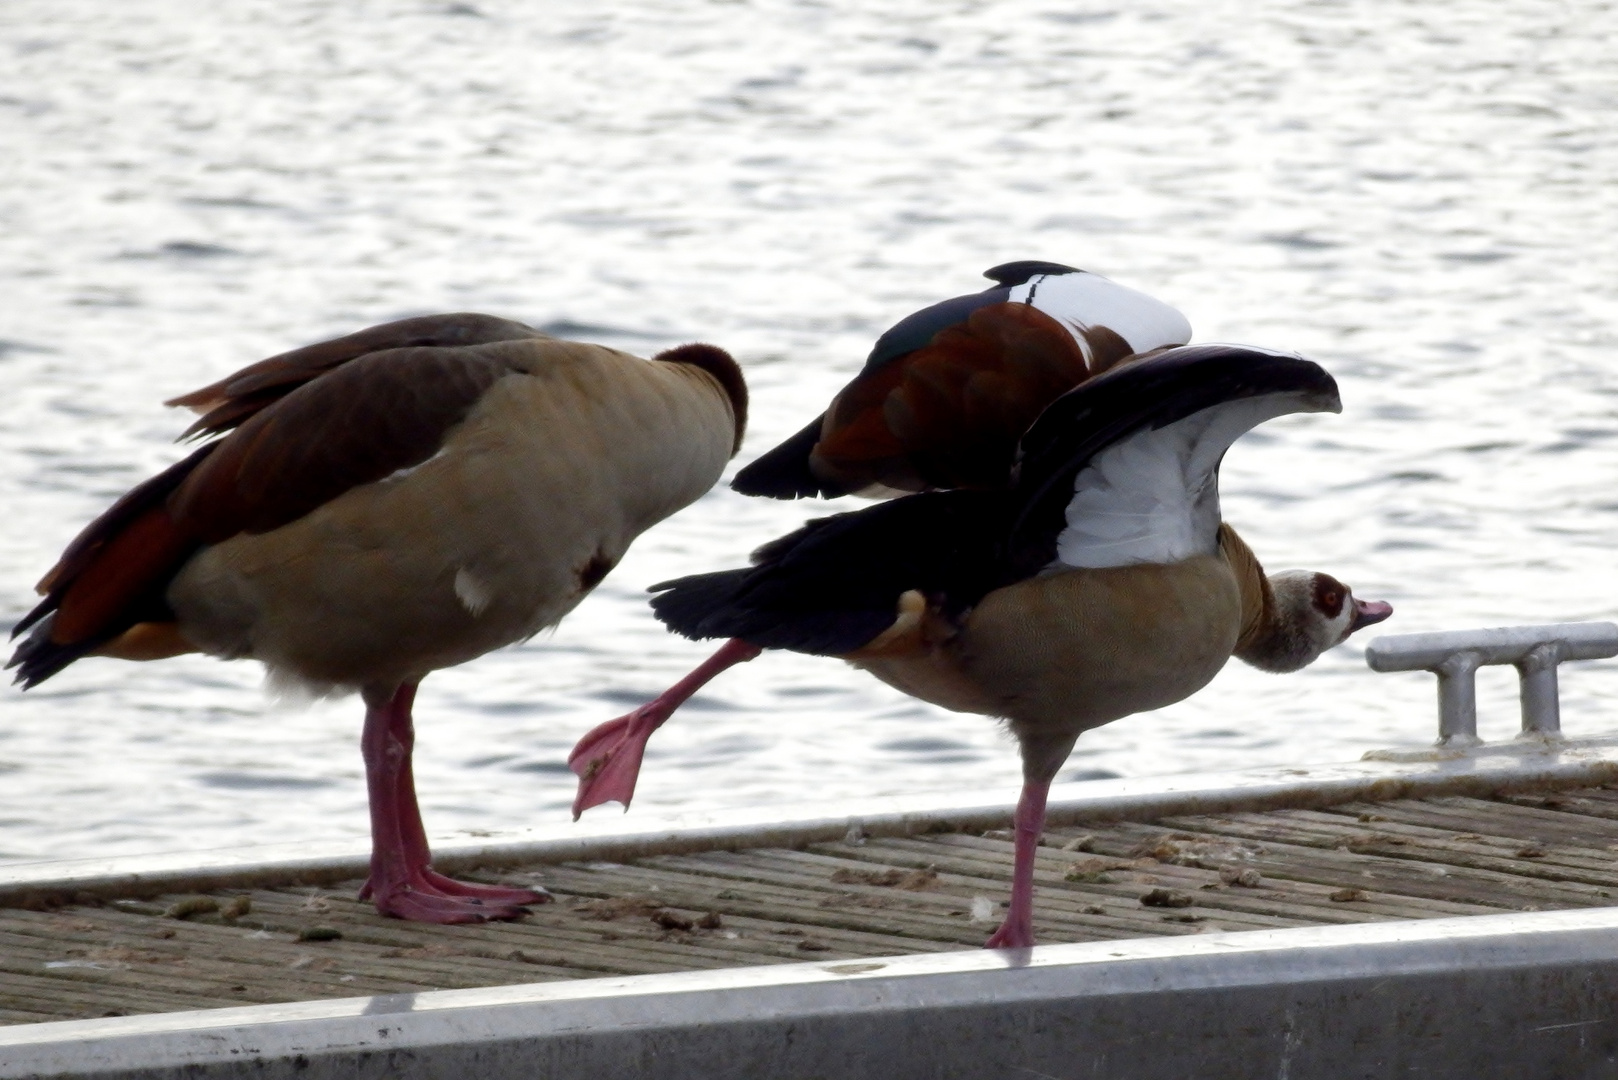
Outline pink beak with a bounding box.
[1349,597,1394,634]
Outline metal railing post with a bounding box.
[1434,651,1482,746]
[1366,622,1618,746]
[1517,642,1564,736]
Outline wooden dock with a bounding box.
[7,784,1618,1027]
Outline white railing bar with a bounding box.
[1365,622,1618,744]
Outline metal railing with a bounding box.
[1366,622,1618,746]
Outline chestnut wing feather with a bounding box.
[810,302,1093,493]
[729,284,1015,499]
[733,302,1092,499]
[731,265,1189,501]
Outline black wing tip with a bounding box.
[648,570,753,641]
[1023,345,1341,452]
[647,516,902,656]
[730,466,822,500]
[11,595,52,640]
[651,572,889,655]
[1082,343,1339,410]
[650,568,863,650]
[1205,343,1339,408]
[731,416,842,499]
[6,616,86,689]
[982,260,1084,287]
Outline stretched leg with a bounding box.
[569,638,761,818]
[359,682,547,922]
[983,776,1050,949]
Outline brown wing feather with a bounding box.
[168,313,543,440]
[171,346,515,540]
[810,302,1093,492]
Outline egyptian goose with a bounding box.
[569,261,1193,808]
[9,313,747,924]
[569,263,1190,809]
[573,343,1391,948]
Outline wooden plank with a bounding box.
[0,1007,64,1026]
[234,871,903,973]
[876,833,1478,926]
[550,857,992,950]
[232,886,736,975]
[1036,824,1493,915]
[0,966,220,1021]
[1327,798,1618,850]
[812,839,1329,931]
[1176,809,1618,890]
[1496,790,1618,823]
[1139,815,1614,909]
[703,847,1253,938]
[1287,806,1618,878]
[0,918,476,1007]
[1418,794,1618,841]
[0,915,562,999]
[8,894,587,984]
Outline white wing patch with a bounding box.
[1053,387,1323,570]
[1007,272,1192,359]
[384,445,450,484]
[454,567,494,617]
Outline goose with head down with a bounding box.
[572,341,1390,949]
[9,313,747,924]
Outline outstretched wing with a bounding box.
[10,326,536,687]
[1006,345,1341,578]
[649,489,1008,655]
[732,264,1190,499]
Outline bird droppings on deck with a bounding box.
[163,897,219,920]
[7,784,1618,1025]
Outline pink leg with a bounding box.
[569,638,762,819]
[359,683,548,923]
[389,689,552,906]
[984,776,1050,949]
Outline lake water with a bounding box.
[3,0,1617,864]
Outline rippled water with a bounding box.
[3,0,1617,864]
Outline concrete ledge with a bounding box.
[4,737,1618,907]
[4,907,1618,1079]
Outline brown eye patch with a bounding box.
[1312,573,1348,618]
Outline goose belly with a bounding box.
[856,554,1242,736]
[166,354,733,690]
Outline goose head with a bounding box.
[1238,570,1393,674]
